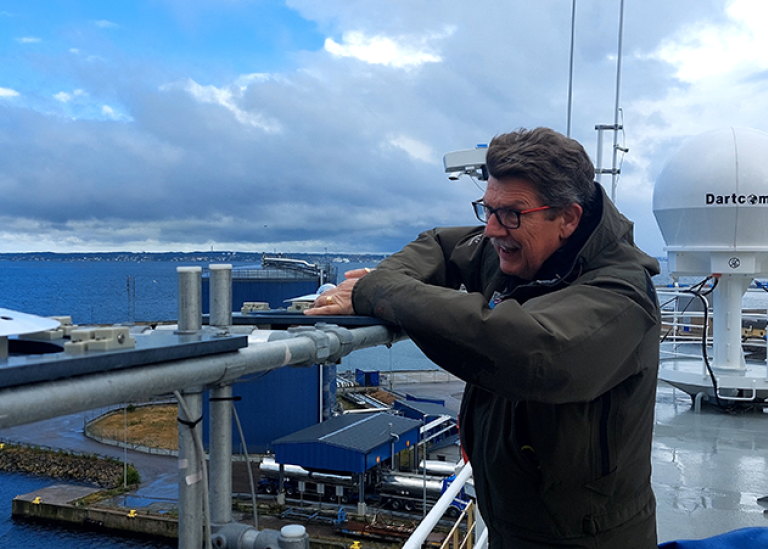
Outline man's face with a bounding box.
[482,177,581,279]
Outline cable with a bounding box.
[658,277,716,344]
[174,390,213,549]
[682,278,749,414]
[468,174,486,194]
[231,401,259,529]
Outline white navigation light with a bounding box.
[653,127,768,275]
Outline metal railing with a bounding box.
[384,370,463,385]
[657,288,768,359]
[402,462,486,549]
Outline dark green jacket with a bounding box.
[352,185,660,548]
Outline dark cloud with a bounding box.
[0,0,756,255]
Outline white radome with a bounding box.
[653,127,768,275]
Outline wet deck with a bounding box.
[397,376,768,543]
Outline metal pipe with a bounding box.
[177,388,205,549]
[402,463,474,549]
[0,325,400,429]
[595,127,604,184]
[177,266,202,333]
[610,0,625,203]
[209,384,233,524]
[319,365,324,423]
[209,264,232,327]
[231,401,259,529]
[566,0,576,137]
[712,275,750,371]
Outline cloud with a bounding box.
[0,0,761,257]
[53,89,86,103]
[649,0,768,83]
[386,135,435,163]
[163,78,283,133]
[0,87,20,98]
[16,37,41,44]
[93,20,119,28]
[324,29,451,68]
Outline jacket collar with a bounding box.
[501,183,641,300]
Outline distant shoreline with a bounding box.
[0,251,389,264]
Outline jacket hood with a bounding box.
[579,183,660,278]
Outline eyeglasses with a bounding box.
[472,200,551,229]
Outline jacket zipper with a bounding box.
[599,392,612,476]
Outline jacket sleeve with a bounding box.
[353,245,659,405]
[368,226,486,290]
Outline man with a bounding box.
[306,127,660,548]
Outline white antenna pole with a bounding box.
[566,0,577,137]
[610,0,625,203]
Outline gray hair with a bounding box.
[485,127,596,214]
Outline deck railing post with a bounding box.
[177,388,205,549]
[210,383,233,524]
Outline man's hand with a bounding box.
[304,268,373,316]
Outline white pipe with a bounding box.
[402,462,474,549]
[712,275,751,371]
[610,0,625,203]
[566,0,576,137]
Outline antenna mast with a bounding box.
[595,0,627,204]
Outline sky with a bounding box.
[1,0,767,256]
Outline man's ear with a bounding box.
[559,203,583,241]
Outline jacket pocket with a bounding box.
[597,392,612,477]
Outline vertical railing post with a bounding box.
[208,263,234,524]
[178,388,204,549]
[210,383,233,524]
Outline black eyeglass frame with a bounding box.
[472,200,551,229]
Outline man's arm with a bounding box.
[352,266,659,405]
[305,226,482,316]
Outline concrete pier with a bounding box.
[12,484,178,539]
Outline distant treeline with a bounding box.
[0,251,389,264]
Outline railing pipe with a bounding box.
[177,388,206,549]
[0,325,401,430]
[209,383,233,524]
[402,462,474,549]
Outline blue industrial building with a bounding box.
[273,412,421,474]
[201,257,338,453]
